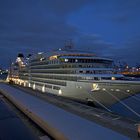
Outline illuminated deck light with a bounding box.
[33,84,36,90]
[111,77,115,80]
[58,89,62,95]
[91,84,100,91]
[42,86,45,93]
[24,82,26,87]
[38,52,43,54]
[102,88,106,91]
[116,89,120,92]
[64,59,68,62]
[127,90,130,92]
[49,55,58,60]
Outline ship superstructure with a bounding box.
[8,49,140,107]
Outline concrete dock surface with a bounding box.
[0,83,138,140]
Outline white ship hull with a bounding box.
[9,49,140,108]
[23,79,140,107]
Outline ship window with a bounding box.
[79,71,83,73]
[94,77,99,80]
[101,77,111,80]
[53,86,60,90]
[46,85,52,89]
[86,71,90,74]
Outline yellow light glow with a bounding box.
[91,83,100,91]
[111,77,115,80]
[49,55,58,60]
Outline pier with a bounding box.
[0,83,139,140]
[0,93,38,140]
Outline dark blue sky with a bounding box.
[0,0,140,68]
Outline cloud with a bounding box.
[0,0,140,68]
[122,39,140,64]
[107,37,140,65]
[0,0,93,67]
[91,0,140,23]
[75,34,113,56]
[41,0,93,16]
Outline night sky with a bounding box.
[0,0,140,68]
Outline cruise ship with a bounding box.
[8,48,140,107]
